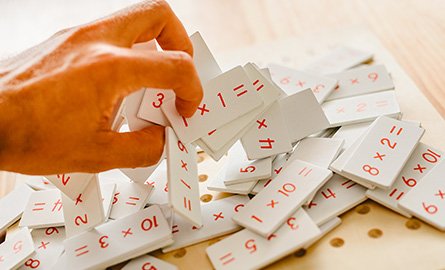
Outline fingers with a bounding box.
[94,125,165,170]
[92,0,193,56]
[95,47,203,117]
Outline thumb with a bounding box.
[96,125,165,170]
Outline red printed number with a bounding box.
[362,164,379,176]
[240,166,255,173]
[152,92,165,108]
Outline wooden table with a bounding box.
[1,1,445,269]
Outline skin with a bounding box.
[0,0,203,175]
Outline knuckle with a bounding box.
[169,51,195,75]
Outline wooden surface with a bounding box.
[1,1,445,269]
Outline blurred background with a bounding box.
[1,0,444,117]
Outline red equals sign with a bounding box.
[126,197,140,206]
[75,245,89,257]
[220,252,236,266]
[375,100,388,107]
[253,79,264,91]
[32,202,46,211]
[233,84,248,97]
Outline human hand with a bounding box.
[0,0,203,175]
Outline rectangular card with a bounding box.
[0,228,35,270]
[162,195,250,252]
[162,66,263,144]
[321,90,401,127]
[232,159,332,237]
[241,101,293,160]
[224,142,272,185]
[342,116,424,189]
[269,63,338,103]
[398,159,445,231]
[326,65,394,101]
[206,209,320,270]
[64,205,172,269]
[207,165,258,195]
[303,46,373,75]
[0,184,34,233]
[19,189,64,229]
[305,174,367,225]
[286,138,344,169]
[279,89,330,143]
[166,127,202,227]
[190,31,222,84]
[109,181,153,220]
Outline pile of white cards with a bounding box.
[1,32,444,270]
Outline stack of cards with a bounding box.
[2,32,444,270]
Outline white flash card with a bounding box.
[109,181,153,220]
[162,66,263,144]
[326,65,394,101]
[399,159,445,231]
[331,121,373,152]
[342,116,424,189]
[207,166,258,195]
[304,46,373,75]
[201,63,282,152]
[25,176,55,190]
[269,63,338,103]
[163,195,250,253]
[64,205,172,269]
[137,89,174,126]
[45,173,94,201]
[123,88,153,131]
[0,184,34,233]
[241,101,292,160]
[100,183,116,220]
[190,32,222,83]
[62,175,105,238]
[195,139,227,162]
[224,142,272,185]
[321,90,401,127]
[146,160,169,205]
[122,255,178,270]
[304,174,367,225]
[0,228,35,270]
[303,217,342,249]
[232,159,332,237]
[252,153,290,195]
[18,227,65,270]
[120,154,165,183]
[286,138,344,169]
[207,209,320,270]
[367,143,443,217]
[279,89,330,143]
[166,127,202,227]
[20,189,64,229]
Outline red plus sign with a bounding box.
[122,228,133,237]
[307,201,317,209]
[213,212,224,221]
[197,104,210,115]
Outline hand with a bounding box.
[0,0,203,175]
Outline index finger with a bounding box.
[91,0,193,56]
